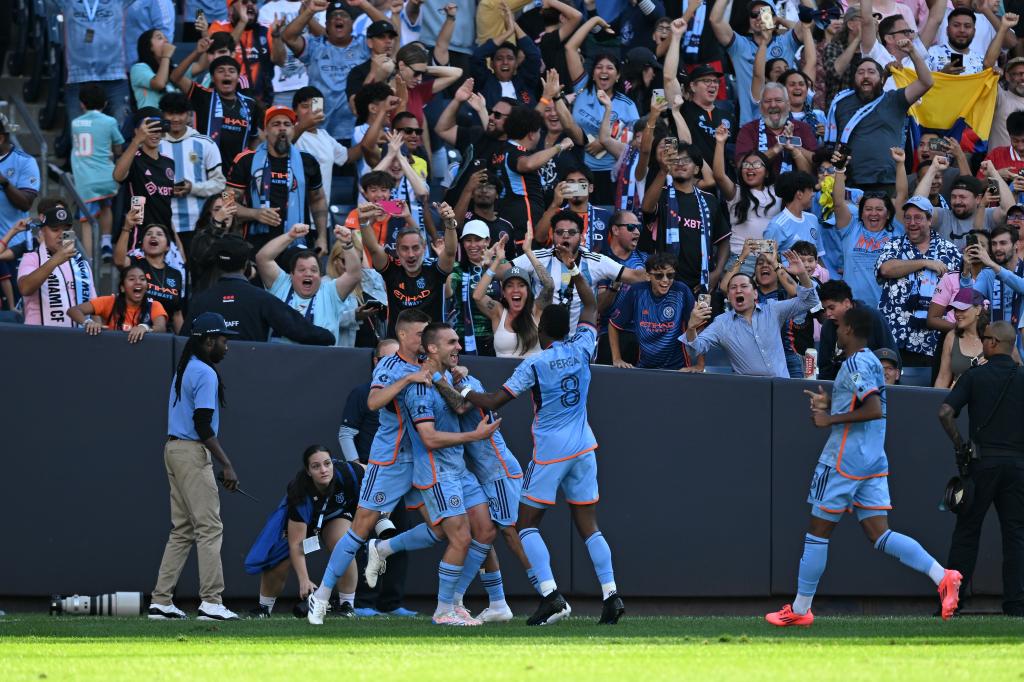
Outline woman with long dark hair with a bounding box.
[67,264,168,342]
[190,193,241,293]
[149,312,239,622]
[114,207,186,332]
[566,16,640,204]
[245,445,365,618]
[472,226,554,357]
[712,123,781,277]
[934,289,990,389]
[131,28,176,110]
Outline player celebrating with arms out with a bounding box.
[767,306,962,627]
[460,245,625,626]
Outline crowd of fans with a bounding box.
[4,0,1024,387]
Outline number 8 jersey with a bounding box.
[500,322,598,464]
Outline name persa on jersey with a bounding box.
[460,375,523,483]
[501,322,598,464]
[817,349,888,478]
[404,375,469,489]
[368,353,421,466]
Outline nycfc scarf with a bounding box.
[825,89,887,144]
[249,143,307,237]
[208,90,251,149]
[614,145,640,212]
[271,285,318,340]
[665,178,713,288]
[36,242,93,327]
[759,118,792,173]
[684,4,706,57]
[990,260,1024,325]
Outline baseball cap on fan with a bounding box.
[39,205,73,227]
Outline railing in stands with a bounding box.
[55,169,102,276]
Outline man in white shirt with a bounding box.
[926,7,987,74]
[860,0,943,91]
[992,57,1024,149]
[937,0,1015,54]
[291,86,353,205]
[158,92,226,251]
[511,210,647,333]
[259,0,327,107]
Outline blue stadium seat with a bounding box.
[898,366,933,387]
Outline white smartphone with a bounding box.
[311,97,324,115]
[759,6,775,30]
[652,88,666,107]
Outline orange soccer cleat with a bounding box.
[938,569,963,620]
[765,604,814,627]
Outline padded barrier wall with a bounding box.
[0,324,1005,599]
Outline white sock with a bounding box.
[928,561,946,586]
[489,599,508,611]
[338,591,355,605]
[539,579,557,597]
[313,585,332,601]
[601,582,617,600]
[453,592,464,606]
[258,594,276,611]
[377,538,394,558]
[793,593,814,615]
[435,601,454,616]
[101,234,112,248]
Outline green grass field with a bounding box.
[2,613,1023,681]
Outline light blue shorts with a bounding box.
[418,471,489,525]
[807,462,891,522]
[483,476,522,526]
[358,461,414,513]
[521,451,599,508]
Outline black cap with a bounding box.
[190,312,238,338]
[367,19,398,38]
[689,64,724,81]
[625,47,660,71]
[40,205,73,227]
[325,1,351,18]
[214,235,253,271]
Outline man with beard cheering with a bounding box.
[228,106,329,255]
[825,40,933,193]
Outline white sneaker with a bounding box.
[148,602,187,620]
[197,602,239,621]
[365,539,387,589]
[453,604,482,625]
[307,593,328,625]
[477,604,514,623]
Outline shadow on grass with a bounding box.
[1,615,1023,645]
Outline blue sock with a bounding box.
[526,567,541,595]
[389,523,440,555]
[875,529,941,579]
[794,533,829,614]
[518,528,555,588]
[454,540,491,597]
[437,561,462,606]
[319,530,366,594]
[584,531,615,585]
[481,570,506,604]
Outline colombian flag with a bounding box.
[889,67,1000,140]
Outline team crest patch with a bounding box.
[373,491,386,504]
[166,277,176,288]
[189,151,199,164]
[5,169,13,177]
[55,208,69,222]
[449,495,461,508]
[335,493,345,504]
[662,306,675,319]
[416,277,426,289]
[166,168,175,181]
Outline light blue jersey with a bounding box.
[502,322,598,464]
[368,352,421,466]
[460,375,523,483]
[70,110,123,202]
[839,220,903,308]
[817,349,888,479]
[0,147,40,244]
[184,0,228,23]
[299,34,368,141]
[571,76,639,173]
[62,0,130,83]
[764,208,826,258]
[268,271,347,346]
[726,32,799,125]
[405,375,469,489]
[167,358,219,440]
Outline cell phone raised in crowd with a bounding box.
[965,233,979,248]
[196,9,204,21]
[378,199,404,216]
[221,190,235,208]
[927,137,947,152]
[652,88,667,107]
[564,180,589,198]
[61,229,76,246]
[131,195,146,211]
[759,5,775,30]
[949,53,964,68]
[664,136,678,151]
[363,299,386,311]
[310,97,324,115]
[779,135,803,148]
[697,293,712,309]
[834,143,851,170]
[988,179,1000,194]
[146,116,170,133]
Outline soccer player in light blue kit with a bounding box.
[403,323,503,626]
[766,306,963,627]
[307,308,436,624]
[463,245,625,625]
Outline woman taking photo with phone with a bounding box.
[245,445,364,618]
[114,204,187,332]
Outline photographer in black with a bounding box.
[938,321,1024,616]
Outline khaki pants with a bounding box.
[151,439,225,605]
